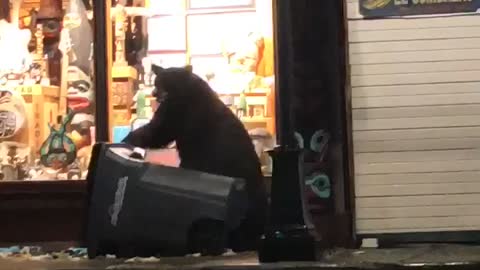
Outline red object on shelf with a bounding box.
[145,148,180,167]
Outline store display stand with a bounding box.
[16,85,60,153]
[111,66,137,127]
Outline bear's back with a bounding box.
[174,89,268,247]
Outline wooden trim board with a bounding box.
[352,93,480,109]
[355,171,480,186]
[353,137,480,153]
[352,70,480,86]
[349,26,480,42]
[352,82,480,97]
[350,38,480,54]
[355,150,480,163]
[350,50,480,65]
[353,105,480,120]
[357,216,480,233]
[352,60,480,75]
[359,231,480,246]
[357,204,480,219]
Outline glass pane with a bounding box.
[187,12,257,55]
[149,0,184,15]
[110,0,151,143]
[147,16,186,51]
[190,55,228,82]
[148,53,187,68]
[109,0,276,175]
[188,0,254,9]
[0,0,95,181]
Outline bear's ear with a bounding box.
[184,65,193,73]
[152,64,164,75]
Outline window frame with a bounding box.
[187,0,255,10]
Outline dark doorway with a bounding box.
[288,0,353,248]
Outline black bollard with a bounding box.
[258,146,317,262]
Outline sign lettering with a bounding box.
[360,0,480,17]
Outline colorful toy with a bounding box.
[39,110,77,170]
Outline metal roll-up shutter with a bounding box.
[348,0,480,235]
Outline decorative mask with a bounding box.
[36,0,63,38]
[66,65,93,112]
[0,89,27,139]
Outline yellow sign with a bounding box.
[362,0,392,10]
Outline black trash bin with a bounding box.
[85,143,249,258]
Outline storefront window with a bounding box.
[109,0,276,175]
[0,0,95,181]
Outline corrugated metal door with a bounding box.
[347,0,480,235]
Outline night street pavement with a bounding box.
[0,244,480,270]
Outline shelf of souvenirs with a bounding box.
[122,87,275,134]
[124,112,275,139]
[219,89,269,96]
[123,88,271,112]
[14,84,59,96]
[127,111,273,127]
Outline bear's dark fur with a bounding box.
[122,65,268,252]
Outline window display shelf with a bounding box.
[241,116,271,122]
[112,66,138,79]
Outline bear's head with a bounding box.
[147,64,221,146]
[151,64,195,107]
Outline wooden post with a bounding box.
[106,1,114,142]
[0,0,10,21]
[340,0,356,247]
[58,28,71,119]
[93,0,113,142]
[104,1,114,142]
[10,0,22,26]
[113,3,128,67]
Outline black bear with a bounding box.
[122,65,268,253]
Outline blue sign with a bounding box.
[360,0,480,17]
[113,126,131,143]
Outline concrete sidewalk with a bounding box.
[0,244,479,270]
